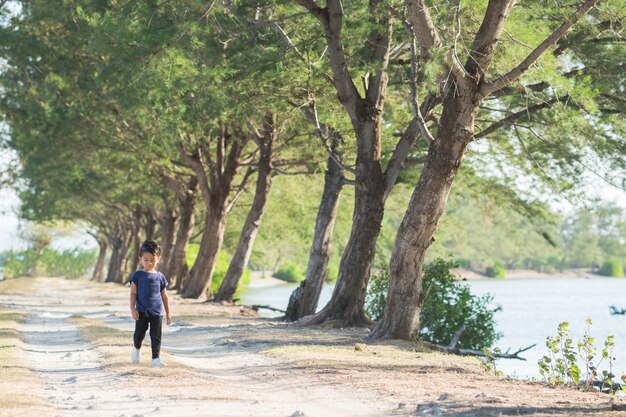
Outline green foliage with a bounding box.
[365,258,502,349]
[482,347,504,377]
[538,319,625,393]
[485,262,506,279]
[272,263,304,283]
[325,263,339,283]
[2,255,30,279]
[38,248,96,279]
[1,248,95,279]
[597,259,625,277]
[365,268,388,321]
[185,243,250,296]
[538,322,579,386]
[419,259,502,349]
[185,243,200,268]
[210,251,250,297]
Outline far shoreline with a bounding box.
[246,267,614,287]
[453,267,602,281]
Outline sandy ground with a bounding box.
[453,268,597,280]
[2,277,626,417]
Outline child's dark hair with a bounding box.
[139,240,161,257]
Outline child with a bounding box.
[130,239,171,366]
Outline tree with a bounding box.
[294,0,422,327]
[215,112,277,302]
[371,0,624,340]
[286,105,347,321]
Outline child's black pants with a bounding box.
[133,312,162,359]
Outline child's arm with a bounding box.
[161,288,171,326]
[130,283,139,320]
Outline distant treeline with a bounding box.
[224,175,626,279]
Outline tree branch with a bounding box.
[304,101,356,175]
[296,0,364,123]
[175,137,211,209]
[220,2,306,61]
[432,342,536,360]
[403,20,435,147]
[225,166,255,213]
[465,0,517,83]
[481,0,599,97]
[474,97,561,140]
[384,118,420,198]
[383,94,438,199]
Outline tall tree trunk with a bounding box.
[171,177,198,290]
[126,223,141,282]
[214,112,276,303]
[370,98,476,340]
[300,125,387,326]
[143,210,157,240]
[157,206,178,278]
[181,202,227,299]
[176,125,248,298]
[286,126,345,321]
[91,237,108,282]
[295,1,394,327]
[105,227,131,283]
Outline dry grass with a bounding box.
[264,342,485,374]
[0,276,37,294]
[0,310,52,417]
[70,316,237,401]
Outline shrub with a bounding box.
[38,248,96,278]
[485,261,506,279]
[272,263,304,283]
[597,259,625,277]
[365,258,502,349]
[2,255,28,278]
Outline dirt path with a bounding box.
[3,277,626,417]
[0,278,396,417]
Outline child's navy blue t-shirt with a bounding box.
[130,270,168,316]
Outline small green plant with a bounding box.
[597,259,624,277]
[538,322,579,385]
[538,319,626,393]
[482,347,504,377]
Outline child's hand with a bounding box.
[131,309,139,320]
[166,315,172,326]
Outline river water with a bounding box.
[240,276,626,380]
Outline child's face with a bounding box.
[140,252,160,271]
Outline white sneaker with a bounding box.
[131,347,140,364]
[151,358,166,367]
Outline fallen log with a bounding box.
[427,325,535,360]
[436,343,537,360]
[251,304,286,314]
